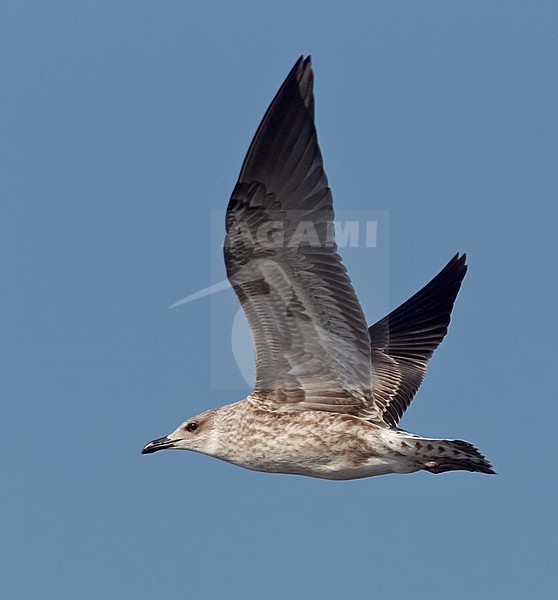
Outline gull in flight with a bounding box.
[142,57,494,479]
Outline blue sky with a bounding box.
[2,2,557,598]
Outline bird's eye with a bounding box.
[186,422,198,432]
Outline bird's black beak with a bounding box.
[142,436,175,455]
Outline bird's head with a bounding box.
[142,408,220,456]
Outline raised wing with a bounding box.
[224,57,372,412]
[364,254,468,427]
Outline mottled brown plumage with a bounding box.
[142,57,494,479]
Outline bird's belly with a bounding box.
[217,428,419,480]
[225,452,418,480]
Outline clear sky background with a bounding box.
[2,2,557,599]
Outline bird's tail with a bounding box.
[421,439,495,475]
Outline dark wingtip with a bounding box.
[237,55,318,183]
[445,252,468,277]
[291,55,314,113]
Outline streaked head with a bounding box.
[142,408,219,456]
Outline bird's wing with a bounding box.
[360,254,468,426]
[224,56,372,413]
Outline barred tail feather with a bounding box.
[423,439,495,475]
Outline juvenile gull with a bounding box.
[142,57,494,479]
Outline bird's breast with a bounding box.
[210,408,393,479]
